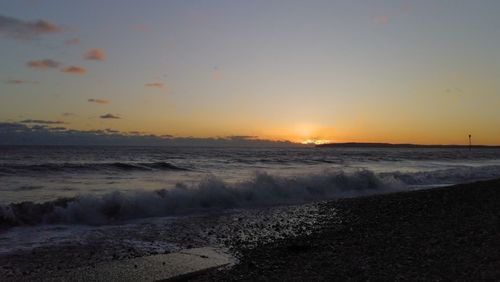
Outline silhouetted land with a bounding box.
[316,142,500,149]
[189,178,500,281]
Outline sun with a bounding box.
[293,123,334,145]
[301,139,332,145]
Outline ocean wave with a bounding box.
[0,170,401,228]
[1,165,499,229]
[380,165,500,185]
[0,161,189,175]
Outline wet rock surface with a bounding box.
[188,179,500,281]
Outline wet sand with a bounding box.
[189,179,500,281]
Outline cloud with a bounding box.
[0,122,26,132]
[132,24,149,32]
[212,66,223,80]
[61,112,77,117]
[374,15,389,25]
[0,14,61,39]
[28,60,86,75]
[105,128,120,133]
[88,98,110,104]
[5,79,25,84]
[20,119,65,125]
[0,122,299,147]
[100,113,121,119]
[65,38,80,45]
[61,66,86,74]
[84,48,106,61]
[443,88,464,101]
[48,126,67,131]
[228,135,258,141]
[27,59,61,69]
[5,79,39,85]
[144,82,165,89]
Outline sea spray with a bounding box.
[2,165,500,228]
[0,170,400,227]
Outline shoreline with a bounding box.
[0,202,322,281]
[188,178,500,281]
[1,179,499,280]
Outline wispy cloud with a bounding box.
[61,66,86,74]
[144,82,166,89]
[212,66,223,81]
[228,135,258,141]
[5,79,39,85]
[84,48,106,61]
[105,128,120,133]
[20,119,65,125]
[132,24,149,32]
[100,113,120,119]
[27,59,61,69]
[88,98,110,104]
[61,112,77,117]
[5,79,25,84]
[444,87,464,100]
[0,14,61,39]
[65,38,80,45]
[374,15,389,25]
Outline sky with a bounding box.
[1,0,500,145]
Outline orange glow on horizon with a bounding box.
[300,139,333,145]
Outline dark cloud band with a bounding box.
[100,114,121,119]
[0,14,61,39]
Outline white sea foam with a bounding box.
[2,165,500,227]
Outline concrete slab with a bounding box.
[37,247,234,282]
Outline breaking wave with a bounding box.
[0,161,189,175]
[380,165,500,185]
[1,165,499,229]
[0,170,400,228]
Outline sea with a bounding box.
[1,145,500,255]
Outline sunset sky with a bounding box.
[1,0,500,145]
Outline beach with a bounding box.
[2,178,499,281]
[2,1,500,280]
[189,178,500,281]
[2,145,500,281]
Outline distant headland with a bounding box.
[316,142,500,149]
